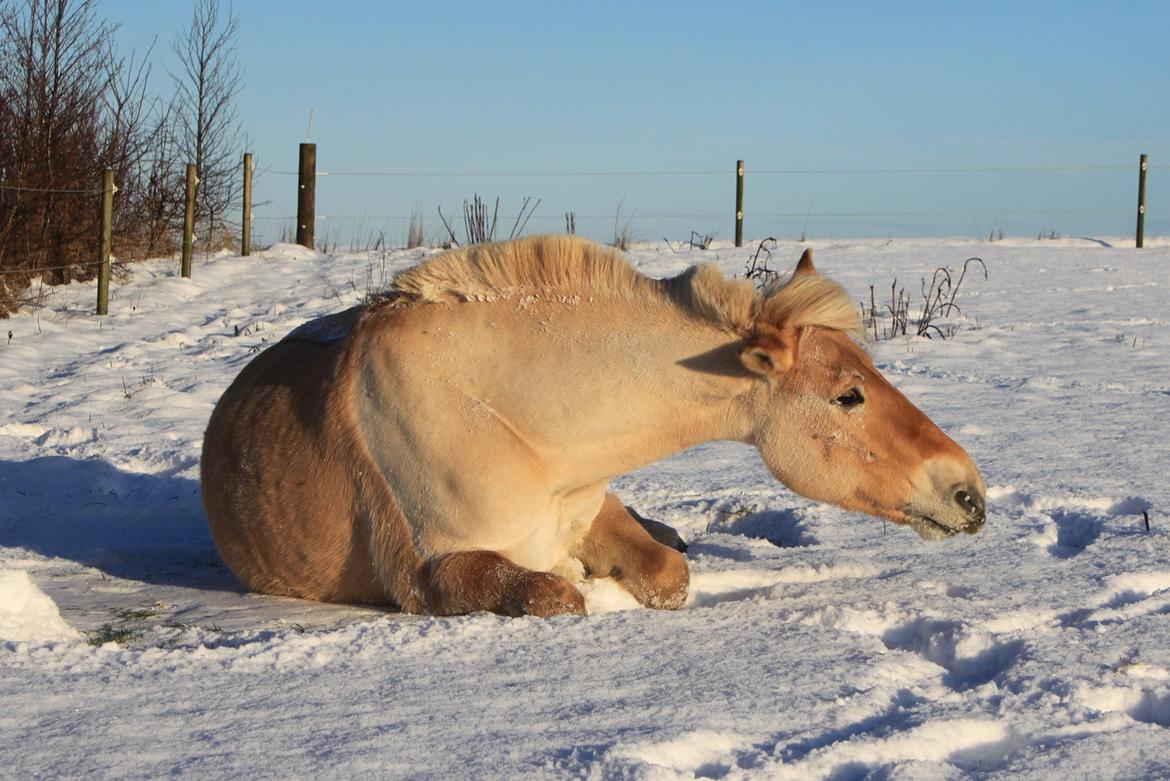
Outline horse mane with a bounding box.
[391,234,648,304]
[389,234,861,336]
[759,274,864,337]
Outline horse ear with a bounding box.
[793,248,816,277]
[740,327,798,377]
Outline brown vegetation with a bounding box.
[0,0,243,316]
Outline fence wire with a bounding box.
[0,260,103,276]
[263,163,1163,178]
[0,182,104,194]
[251,207,1163,223]
[2,157,1161,287]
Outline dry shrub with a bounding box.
[862,257,988,341]
[0,0,182,315]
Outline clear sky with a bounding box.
[103,0,1169,245]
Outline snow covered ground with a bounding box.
[2,235,1169,779]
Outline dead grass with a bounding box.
[406,205,425,248]
[612,199,636,251]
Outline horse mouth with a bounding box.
[907,514,961,540]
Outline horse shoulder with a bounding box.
[348,304,584,568]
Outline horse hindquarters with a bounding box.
[201,340,392,606]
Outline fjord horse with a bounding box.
[201,236,985,616]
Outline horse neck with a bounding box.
[509,299,755,487]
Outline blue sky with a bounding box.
[105,0,1168,244]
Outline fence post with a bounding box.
[296,142,316,249]
[181,163,197,278]
[95,168,113,315]
[242,152,253,256]
[735,159,745,248]
[1136,153,1148,249]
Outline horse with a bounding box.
[201,235,985,617]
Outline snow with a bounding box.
[2,236,1169,779]
[0,568,80,643]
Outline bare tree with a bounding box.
[126,93,186,258]
[0,0,113,285]
[0,0,162,313]
[170,0,243,252]
[105,43,187,260]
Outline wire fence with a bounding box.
[0,154,1163,312]
[251,207,1154,222]
[0,260,105,276]
[5,160,1163,237]
[263,164,1156,176]
[0,182,105,194]
[243,157,1165,247]
[0,175,115,284]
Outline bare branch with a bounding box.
[169,0,244,251]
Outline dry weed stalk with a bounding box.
[863,257,988,341]
[688,231,714,250]
[437,194,541,247]
[406,206,425,248]
[612,199,635,250]
[744,238,780,288]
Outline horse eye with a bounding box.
[833,388,865,408]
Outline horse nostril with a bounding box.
[954,489,986,525]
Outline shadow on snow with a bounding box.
[0,455,239,592]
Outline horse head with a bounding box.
[738,250,986,539]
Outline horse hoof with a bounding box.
[508,571,587,618]
[633,549,690,610]
[627,506,689,553]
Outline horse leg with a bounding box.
[579,493,689,609]
[626,505,688,553]
[419,550,586,617]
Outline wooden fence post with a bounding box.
[735,159,745,248]
[242,152,253,256]
[1136,153,1148,249]
[181,163,197,278]
[95,168,113,315]
[296,142,316,249]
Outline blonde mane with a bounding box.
[390,234,861,336]
[391,234,648,304]
[759,274,864,337]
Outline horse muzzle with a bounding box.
[903,457,987,540]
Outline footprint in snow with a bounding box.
[1046,509,1105,559]
[706,507,820,549]
[987,486,1153,559]
[1059,570,1170,629]
[1076,682,1170,729]
[879,617,1026,691]
[1042,496,1153,559]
